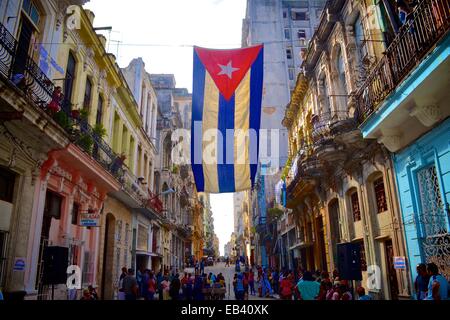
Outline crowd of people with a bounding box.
[245,261,448,301]
[71,260,447,301]
[116,267,227,301]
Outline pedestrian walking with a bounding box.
[156,270,164,300]
[280,273,294,300]
[117,267,127,300]
[414,263,430,300]
[147,272,157,300]
[248,270,255,295]
[425,263,448,300]
[193,275,204,300]
[161,275,171,300]
[297,271,320,300]
[169,274,181,300]
[122,268,139,301]
[234,273,245,300]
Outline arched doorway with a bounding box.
[101,213,116,300]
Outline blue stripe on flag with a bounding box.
[191,50,206,192]
[249,48,264,187]
[217,94,236,193]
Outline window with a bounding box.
[417,165,447,236]
[284,29,291,40]
[292,11,309,21]
[0,168,15,203]
[374,177,388,213]
[82,251,93,285]
[297,29,306,39]
[286,48,292,60]
[71,203,80,225]
[83,78,92,110]
[283,10,287,19]
[288,68,294,81]
[354,14,368,62]
[64,52,76,111]
[96,95,103,125]
[22,0,40,26]
[137,224,149,251]
[351,191,361,222]
[44,191,62,219]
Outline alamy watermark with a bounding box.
[170,125,282,175]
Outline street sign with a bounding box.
[394,256,406,269]
[80,209,100,227]
[13,257,26,271]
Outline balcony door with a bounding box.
[13,15,34,76]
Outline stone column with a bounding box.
[25,168,51,294]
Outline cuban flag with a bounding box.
[191,45,264,193]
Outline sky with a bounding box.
[83,0,246,255]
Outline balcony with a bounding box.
[356,0,450,152]
[121,169,148,205]
[0,22,125,182]
[311,111,348,164]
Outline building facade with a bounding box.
[356,0,450,294]
[242,0,326,168]
[281,0,412,299]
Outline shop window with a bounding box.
[351,191,361,222]
[374,177,388,213]
[71,203,80,225]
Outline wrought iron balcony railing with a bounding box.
[0,23,16,80]
[356,0,450,123]
[311,110,354,145]
[0,22,56,111]
[0,21,126,182]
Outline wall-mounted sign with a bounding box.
[80,209,100,227]
[394,256,406,269]
[13,257,26,271]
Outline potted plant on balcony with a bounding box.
[268,207,284,222]
[93,123,107,139]
[78,133,94,154]
[172,164,179,174]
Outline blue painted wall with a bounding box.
[393,117,450,293]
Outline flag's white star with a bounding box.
[217,61,239,79]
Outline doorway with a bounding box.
[384,239,399,300]
[13,15,34,76]
[101,213,116,300]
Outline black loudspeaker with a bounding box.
[43,246,68,285]
[337,243,362,280]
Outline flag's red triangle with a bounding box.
[195,45,263,101]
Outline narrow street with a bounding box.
[204,262,276,301]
